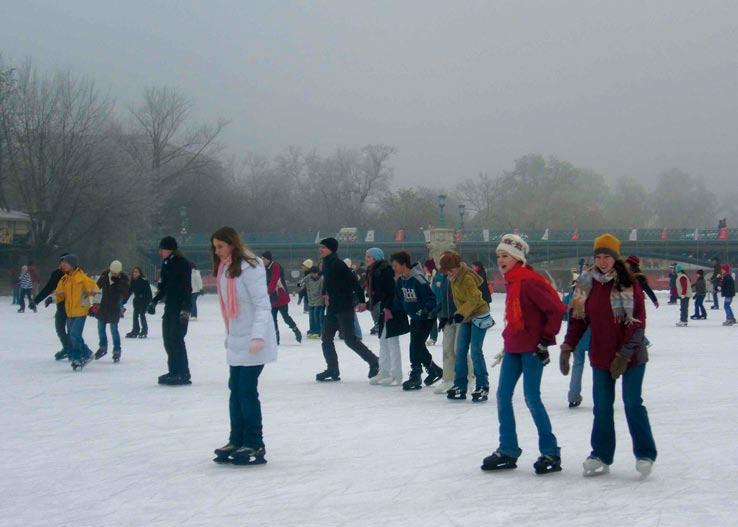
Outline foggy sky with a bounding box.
[2,0,737,189]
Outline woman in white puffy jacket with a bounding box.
[210,226,278,466]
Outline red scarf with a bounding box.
[504,263,559,333]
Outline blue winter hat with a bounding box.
[366,247,385,262]
[675,263,685,273]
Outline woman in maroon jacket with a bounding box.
[481,234,566,475]
[561,233,657,478]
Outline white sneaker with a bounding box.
[636,458,653,477]
[583,456,610,477]
[434,381,453,394]
[369,373,391,385]
[379,376,402,386]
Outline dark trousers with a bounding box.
[591,365,657,465]
[229,365,265,449]
[191,293,199,318]
[409,318,435,371]
[271,305,296,342]
[162,309,190,378]
[132,305,148,335]
[693,294,706,318]
[18,288,34,310]
[55,302,71,352]
[712,289,719,308]
[429,318,438,341]
[321,309,378,372]
[679,297,689,322]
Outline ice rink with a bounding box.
[1,292,736,526]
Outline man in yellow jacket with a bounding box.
[54,254,101,370]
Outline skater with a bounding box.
[53,254,100,370]
[297,258,313,314]
[261,252,302,344]
[316,237,379,382]
[365,247,409,386]
[211,227,277,466]
[343,258,364,340]
[709,257,722,309]
[562,274,591,408]
[423,259,439,346]
[721,264,735,325]
[16,265,36,313]
[390,251,443,391]
[690,270,707,320]
[481,234,565,475]
[148,236,193,385]
[624,256,659,308]
[94,261,130,362]
[674,264,691,326]
[667,263,677,304]
[190,263,203,319]
[34,254,72,360]
[304,266,325,338]
[126,267,153,338]
[562,233,657,478]
[439,251,493,402]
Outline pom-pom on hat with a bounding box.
[593,233,621,259]
[496,234,530,264]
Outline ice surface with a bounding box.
[1,293,736,527]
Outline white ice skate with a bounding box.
[369,372,391,385]
[582,456,609,477]
[636,458,654,477]
[379,376,402,386]
[434,381,453,394]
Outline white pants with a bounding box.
[442,323,473,384]
[378,326,403,378]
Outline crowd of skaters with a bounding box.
[17,227,737,473]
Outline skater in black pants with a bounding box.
[34,255,72,360]
[211,227,277,465]
[261,252,302,345]
[391,251,443,391]
[316,237,379,382]
[126,267,153,338]
[148,236,193,386]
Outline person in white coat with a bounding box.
[210,226,277,466]
[190,263,203,319]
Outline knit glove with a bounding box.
[146,301,157,315]
[534,342,550,366]
[490,351,504,368]
[559,343,573,376]
[453,313,464,324]
[609,352,629,380]
[438,317,448,331]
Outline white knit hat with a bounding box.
[109,260,123,274]
[302,259,314,268]
[343,258,352,267]
[496,234,529,263]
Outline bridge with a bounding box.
[141,228,738,273]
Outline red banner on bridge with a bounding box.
[661,228,667,241]
[718,227,729,240]
[394,229,405,242]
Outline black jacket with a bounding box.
[34,269,64,305]
[367,260,409,338]
[321,253,365,314]
[474,267,492,304]
[96,271,130,323]
[152,253,192,311]
[721,274,735,298]
[128,276,153,309]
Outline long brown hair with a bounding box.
[210,226,258,278]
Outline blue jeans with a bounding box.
[591,365,657,465]
[97,319,121,351]
[725,297,735,321]
[454,321,489,390]
[67,317,92,362]
[229,365,265,448]
[309,305,325,335]
[497,352,559,458]
[568,347,587,404]
[693,294,706,318]
[190,293,199,318]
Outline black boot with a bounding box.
[534,455,562,475]
[316,369,341,382]
[481,451,518,471]
[125,331,138,338]
[423,362,443,386]
[213,443,239,464]
[54,350,68,361]
[292,326,302,343]
[368,361,379,379]
[138,332,148,339]
[231,446,267,466]
[402,368,423,391]
[158,372,174,384]
[112,350,121,363]
[94,347,108,360]
[162,374,192,386]
[446,385,467,400]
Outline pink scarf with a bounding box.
[217,257,239,333]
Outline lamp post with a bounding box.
[458,203,466,231]
[437,194,447,227]
[179,206,189,243]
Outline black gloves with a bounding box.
[146,301,157,315]
[438,318,448,331]
[535,342,551,366]
[44,297,54,308]
[453,313,465,324]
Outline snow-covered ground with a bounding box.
[1,292,736,527]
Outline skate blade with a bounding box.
[213,456,233,464]
[481,463,517,471]
[232,457,267,466]
[535,466,562,475]
[583,468,609,477]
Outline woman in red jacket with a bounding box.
[481,234,566,475]
[561,234,657,478]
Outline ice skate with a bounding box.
[112,350,121,363]
[433,381,453,394]
[471,387,489,403]
[446,386,466,400]
[369,371,390,385]
[402,369,423,391]
[423,362,443,386]
[213,443,239,464]
[316,370,340,382]
[231,446,267,466]
[378,375,402,386]
[636,458,654,477]
[94,347,108,360]
[481,451,517,471]
[583,456,609,477]
[534,455,562,475]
